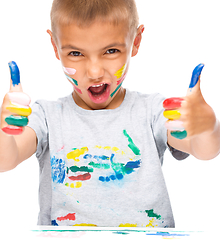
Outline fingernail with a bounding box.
[8,61,20,86]
[189,63,205,89]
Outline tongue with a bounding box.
[89,84,106,95]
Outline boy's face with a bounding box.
[48,21,143,110]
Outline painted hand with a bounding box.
[163,64,216,140]
[1,61,32,135]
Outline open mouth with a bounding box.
[87,83,110,104]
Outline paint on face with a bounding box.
[63,67,77,75]
[110,82,123,98]
[74,85,82,94]
[8,61,20,86]
[110,64,127,98]
[65,74,78,86]
[114,64,126,79]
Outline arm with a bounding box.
[164,64,220,160]
[0,126,37,172]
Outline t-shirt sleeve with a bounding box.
[151,93,189,162]
[28,101,49,160]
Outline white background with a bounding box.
[0,0,220,230]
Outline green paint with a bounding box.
[123,130,141,155]
[5,115,28,127]
[171,130,187,140]
[65,74,78,86]
[67,166,93,173]
[113,232,130,235]
[145,209,161,220]
[88,162,110,170]
[110,82,123,98]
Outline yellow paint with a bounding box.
[112,147,119,152]
[103,146,111,150]
[6,103,32,117]
[70,183,75,188]
[75,182,82,188]
[119,223,137,227]
[95,145,102,149]
[114,64,126,79]
[73,224,97,227]
[67,147,88,162]
[163,110,181,120]
[146,218,156,228]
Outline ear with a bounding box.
[47,29,60,60]
[131,25,144,57]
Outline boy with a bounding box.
[0,0,220,227]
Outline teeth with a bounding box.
[91,84,104,88]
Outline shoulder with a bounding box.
[126,89,165,112]
[31,95,71,113]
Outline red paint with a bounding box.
[74,86,82,94]
[2,126,23,135]
[163,97,184,110]
[117,74,126,85]
[57,213,76,222]
[68,172,91,181]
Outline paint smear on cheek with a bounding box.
[63,67,77,75]
[74,86,82,94]
[114,64,126,79]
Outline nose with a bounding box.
[86,59,104,81]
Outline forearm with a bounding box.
[189,120,220,160]
[0,130,19,172]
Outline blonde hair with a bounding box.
[50,0,139,40]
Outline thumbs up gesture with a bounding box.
[1,61,32,135]
[163,64,216,140]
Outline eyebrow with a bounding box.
[61,43,126,51]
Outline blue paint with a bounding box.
[125,160,141,169]
[8,61,20,86]
[51,156,66,184]
[146,232,190,237]
[51,220,59,226]
[83,154,92,159]
[94,155,110,161]
[189,63,204,89]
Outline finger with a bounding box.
[187,63,204,95]
[9,61,22,92]
[5,115,28,127]
[165,120,185,131]
[163,110,181,120]
[163,97,184,110]
[2,126,24,135]
[170,130,187,140]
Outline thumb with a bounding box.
[9,61,23,92]
[187,63,204,95]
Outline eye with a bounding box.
[105,49,120,54]
[68,51,83,57]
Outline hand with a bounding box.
[0,61,32,135]
[163,64,216,140]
